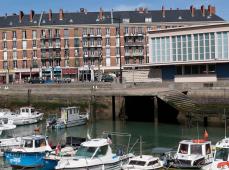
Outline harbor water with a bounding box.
[0,119,227,169]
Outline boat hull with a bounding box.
[4,151,46,168]
[54,117,87,129]
[43,157,59,170]
[12,114,43,125]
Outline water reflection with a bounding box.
[0,120,227,169]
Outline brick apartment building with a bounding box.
[0,5,224,83]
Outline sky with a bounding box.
[1,0,229,20]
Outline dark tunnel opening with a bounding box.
[125,96,179,123]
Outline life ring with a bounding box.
[217,161,229,168]
[192,139,206,143]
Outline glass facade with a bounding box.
[151,31,229,63]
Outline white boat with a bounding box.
[166,139,213,169]
[3,106,44,125]
[0,118,22,156]
[55,138,134,170]
[202,138,229,170]
[122,136,164,170]
[46,106,89,129]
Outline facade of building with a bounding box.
[148,23,229,82]
[0,5,224,83]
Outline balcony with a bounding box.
[124,41,144,46]
[124,32,144,37]
[133,52,144,56]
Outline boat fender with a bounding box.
[217,161,229,168]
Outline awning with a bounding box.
[62,68,77,75]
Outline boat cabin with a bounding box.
[61,107,80,121]
[177,140,212,156]
[19,135,52,152]
[75,138,112,159]
[126,155,163,169]
[19,107,37,116]
[214,138,229,161]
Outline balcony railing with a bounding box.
[124,41,144,46]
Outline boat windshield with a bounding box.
[24,139,33,148]
[215,148,229,161]
[190,144,202,155]
[129,160,146,166]
[75,146,97,159]
[178,144,188,154]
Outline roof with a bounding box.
[81,138,109,147]
[23,135,46,140]
[180,139,211,144]
[0,9,224,28]
[216,138,229,148]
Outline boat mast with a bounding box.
[140,136,142,158]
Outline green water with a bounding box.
[0,120,227,169]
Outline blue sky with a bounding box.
[1,0,229,20]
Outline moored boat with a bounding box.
[2,106,44,125]
[46,106,89,129]
[55,138,134,170]
[4,134,52,168]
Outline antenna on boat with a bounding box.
[140,136,142,158]
[224,108,227,139]
[197,121,199,141]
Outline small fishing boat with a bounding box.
[4,134,52,168]
[165,131,213,169]
[46,106,89,129]
[55,137,133,170]
[0,118,22,156]
[122,136,164,170]
[2,106,44,125]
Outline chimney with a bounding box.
[201,5,205,16]
[59,9,64,20]
[29,10,35,22]
[144,8,148,13]
[99,7,103,20]
[139,7,144,14]
[80,8,85,13]
[190,5,195,17]
[162,6,165,18]
[19,11,24,23]
[48,9,52,21]
[208,5,216,16]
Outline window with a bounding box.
[106,38,110,46]
[2,32,7,40]
[96,28,101,35]
[13,41,17,49]
[89,28,94,35]
[215,148,229,161]
[24,140,33,148]
[12,31,17,39]
[64,39,69,48]
[74,38,79,47]
[3,61,8,69]
[148,160,159,166]
[3,41,7,49]
[55,29,60,37]
[22,40,27,49]
[145,17,152,23]
[206,144,211,154]
[23,50,27,59]
[125,58,129,64]
[97,39,102,46]
[32,40,36,47]
[41,30,45,38]
[176,66,182,75]
[124,27,129,34]
[179,144,188,154]
[74,28,79,37]
[116,47,120,56]
[48,29,52,38]
[194,34,199,60]
[13,51,17,60]
[129,160,146,166]
[106,48,110,56]
[83,28,87,35]
[64,29,69,38]
[13,60,17,68]
[90,39,94,46]
[210,33,215,59]
[33,50,37,58]
[76,146,97,159]
[49,40,53,48]
[35,139,46,148]
[32,30,37,39]
[3,51,7,60]
[123,18,130,23]
[184,65,191,74]
[22,30,27,39]
[94,145,108,157]
[56,39,60,48]
[208,64,216,73]
[105,28,110,35]
[191,144,202,155]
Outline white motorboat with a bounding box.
[3,106,44,125]
[122,136,164,170]
[55,138,133,170]
[202,138,229,170]
[166,139,213,169]
[46,106,89,129]
[0,118,22,156]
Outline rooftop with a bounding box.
[0,6,224,28]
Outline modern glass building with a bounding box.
[148,23,229,82]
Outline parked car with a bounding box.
[29,78,45,84]
[101,75,114,82]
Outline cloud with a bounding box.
[114,3,151,11]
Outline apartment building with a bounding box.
[0,5,224,83]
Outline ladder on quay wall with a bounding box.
[157,90,200,115]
